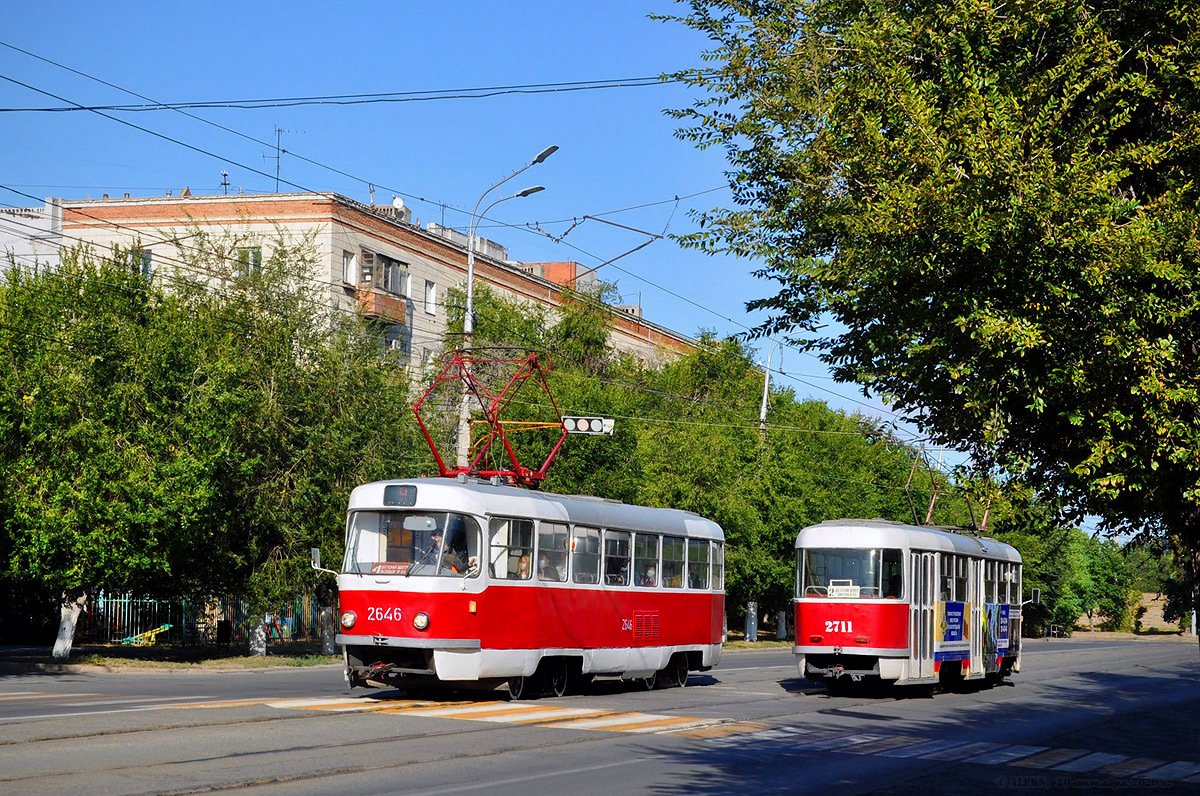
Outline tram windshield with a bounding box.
[799,548,903,599]
[344,511,481,577]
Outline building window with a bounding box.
[382,323,407,354]
[236,247,262,278]
[359,248,375,284]
[424,280,437,315]
[359,248,408,296]
[382,261,407,296]
[342,250,356,284]
[129,249,152,279]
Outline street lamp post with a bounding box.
[456,145,557,468]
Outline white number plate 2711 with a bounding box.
[367,606,402,622]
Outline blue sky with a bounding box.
[1,0,929,441]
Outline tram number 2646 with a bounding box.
[825,620,853,633]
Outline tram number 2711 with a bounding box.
[825,620,853,633]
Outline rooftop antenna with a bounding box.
[220,170,230,196]
[263,126,302,192]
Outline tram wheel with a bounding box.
[546,659,569,698]
[508,676,535,700]
[669,657,689,688]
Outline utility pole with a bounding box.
[758,340,780,438]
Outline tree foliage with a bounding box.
[0,232,425,637]
[443,285,972,615]
[662,1,1200,598]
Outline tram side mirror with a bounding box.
[1030,587,1041,605]
[310,548,322,571]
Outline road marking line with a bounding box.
[971,745,1048,765]
[1141,761,1200,781]
[1009,748,1089,768]
[57,695,213,707]
[589,715,715,733]
[0,692,105,701]
[545,712,650,729]
[508,709,616,724]
[448,705,592,722]
[169,698,279,709]
[879,739,960,758]
[922,742,1008,761]
[1097,757,1165,777]
[1052,752,1128,772]
[846,735,925,754]
[676,721,771,739]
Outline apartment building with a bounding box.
[58,191,695,368]
[1,198,63,272]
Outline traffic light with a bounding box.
[562,416,614,435]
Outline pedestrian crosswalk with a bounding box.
[265,695,726,735]
[691,724,1200,783]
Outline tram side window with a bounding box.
[687,538,710,589]
[634,533,659,587]
[954,556,969,602]
[604,531,631,586]
[712,542,724,591]
[984,561,999,604]
[537,522,569,582]
[489,517,534,580]
[939,553,954,601]
[881,549,903,598]
[662,536,685,587]
[572,526,601,584]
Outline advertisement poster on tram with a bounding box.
[934,601,970,661]
[983,603,1010,656]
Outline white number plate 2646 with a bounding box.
[367,606,402,622]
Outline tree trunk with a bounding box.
[52,592,88,659]
[319,606,337,655]
[317,584,337,656]
[249,620,268,657]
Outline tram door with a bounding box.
[969,559,984,676]
[909,552,935,680]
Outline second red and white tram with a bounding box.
[335,475,725,697]
[794,519,1023,691]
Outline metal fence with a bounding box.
[75,594,324,646]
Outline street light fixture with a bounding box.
[457,147,557,467]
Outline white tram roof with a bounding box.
[348,477,724,541]
[795,519,1021,563]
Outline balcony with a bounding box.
[357,287,408,323]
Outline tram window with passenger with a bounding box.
[572,526,600,584]
[662,536,684,587]
[537,522,568,582]
[490,518,534,580]
[604,531,631,585]
[634,533,659,587]
[800,548,902,598]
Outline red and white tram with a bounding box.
[794,519,1023,691]
[335,475,725,697]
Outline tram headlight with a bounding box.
[340,610,356,629]
[413,612,430,631]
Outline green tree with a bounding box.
[0,231,424,656]
[663,1,1200,628]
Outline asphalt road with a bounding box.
[0,638,1197,795]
